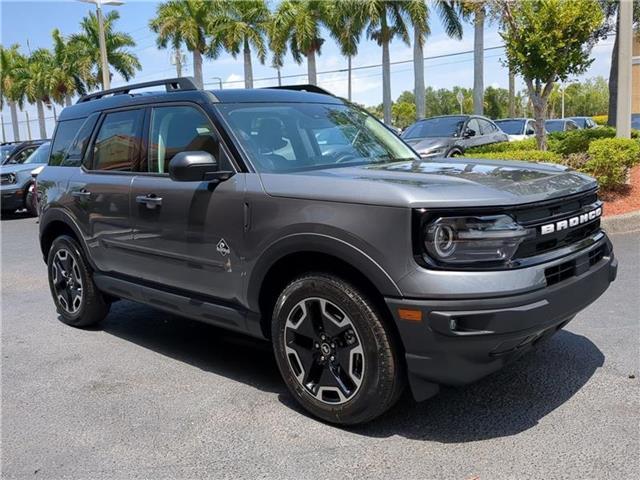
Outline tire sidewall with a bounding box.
[47,236,91,326]
[272,275,396,424]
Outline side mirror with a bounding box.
[168,151,233,183]
[463,128,476,138]
[526,128,535,135]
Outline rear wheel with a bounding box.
[272,273,404,425]
[47,235,110,327]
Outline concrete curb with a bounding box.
[601,210,640,234]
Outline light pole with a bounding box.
[79,0,124,91]
[211,77,223,90]
[616,0,633,138]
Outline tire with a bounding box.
[47,235,110,327]
[272,273,404,425]
[25,183,37,217]
[447,148,463,157]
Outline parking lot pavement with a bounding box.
[1,213,638,480]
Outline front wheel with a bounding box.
[272,273,404,425]
[47,235,110,327]
[25,183,37,216]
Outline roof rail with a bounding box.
[265,84,334,96]
[77,77,199,104]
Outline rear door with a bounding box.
[128,104,245,302]
[68,108,144,276]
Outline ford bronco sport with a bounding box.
[37,78,617,425]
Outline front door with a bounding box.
[128,104,245,302]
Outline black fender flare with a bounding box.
[245,232,402,312]
[39,208,97,269]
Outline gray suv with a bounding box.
[37,78,616,425]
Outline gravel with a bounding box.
[1,213,638,480]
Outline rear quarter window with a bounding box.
[49,118,86,166]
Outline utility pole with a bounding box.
[1,115,6,143]
[211,77,223,90]
[79,0,124,91]
[616,0,633,138]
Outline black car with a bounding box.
[1,139,49,165]
[545,119,580,133]
[401,115,508,157]
[36,78,615,425]
[569,117,598,129]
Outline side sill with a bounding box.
[93,273,267,340]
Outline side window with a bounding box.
[93,109,144,172]
[146,106,222,173]
[62,114,99,167]
[12,147,37,164]
[49,119,85,166]
[466,118,481,136]
[478,119,495,135]
[566,121,577,131]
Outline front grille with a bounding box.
[513,190,602,259]
[545,244,606,286]
[0,174,13,185]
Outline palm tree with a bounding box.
[0,44,27,141]
[459,1,487,115]
[70,10,140,91]
[150,0,212,89]
[326,0,364,101]
[411,1,462,119]
[50,29,92,106]
[271,0,328,86]
[210,0,270,89]
[360,0,413,125]
[17,49,54,139]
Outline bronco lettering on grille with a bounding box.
[540,207,602,235]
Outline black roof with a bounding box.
[59,77,343,121]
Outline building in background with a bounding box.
[633,36,640,113]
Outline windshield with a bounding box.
[545,120,565,132]
[402,116,465,139]
[495,120,525,135]
[570,117,587,128]
[1,145,16,164]
[23,142,51,164]
[217,103,417,173]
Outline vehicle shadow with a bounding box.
[0,209,32,221]
[102,301,604,442]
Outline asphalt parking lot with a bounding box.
[1,213,638,480]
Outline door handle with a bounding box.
[72,189,91,198]
[136,194,163,209]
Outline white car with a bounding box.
[495,118,537,142]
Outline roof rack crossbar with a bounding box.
[265,84,334,96]
[77,77,199,104]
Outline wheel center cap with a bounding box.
[320,343,331,356]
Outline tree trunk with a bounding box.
[277,66,282,86]
[531,95,548,150]
[347,55,352,101]
[607,11,620,127]
[473,8,485,115]
[9,101,20,141]
[65,95,72,107]
[36,100,47,139]
[193,49,203,89]
[307,49,317,85]
[508,69,515,117]
[175,50,182,77]
[414,26,426,119]
[382,39,392,125]
[243,38,253,89]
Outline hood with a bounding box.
[259,158,597,209]
[402,137,454,152]
[0,162,45,175]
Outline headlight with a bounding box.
[423,214,534,266]
[5,173,17,184]
[419,147,446,157]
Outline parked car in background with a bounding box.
[545,119,580,133]
[495,118,537,141]
[569,117,598,129]
[401,115,508,157]
[1,139,49,165]
[631,114,640,130]
[1,141,50,216]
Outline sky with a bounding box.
[0,0,615,142]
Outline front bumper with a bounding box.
[1,185,25,211]
[386,237,617,401]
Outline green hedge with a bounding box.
[583,138,640,190]
[465,137,640,191]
